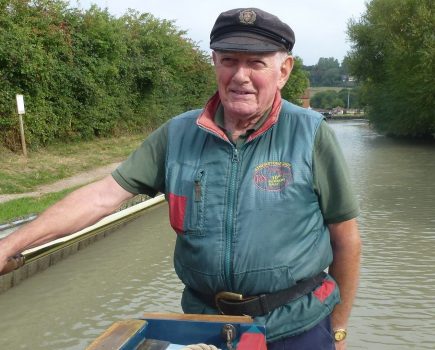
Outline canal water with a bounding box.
[0,120,434,349]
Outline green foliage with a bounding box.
[311,90,344,109]
[0,0,215,149]
[347,0,434,138]
[310,88,364,109]
[304,57,349,87]
[281,56,309,105]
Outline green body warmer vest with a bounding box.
[165,94,340,341]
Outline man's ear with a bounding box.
[212,51,218,65]
[278,55,294,90]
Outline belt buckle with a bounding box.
[215,291,244,314]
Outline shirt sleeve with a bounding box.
[111,121,169,197]
[313,120,360,224]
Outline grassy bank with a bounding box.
[0,188,77,223]
[0,133,148,223]
[309,86,343,95]
[0,133,146,194]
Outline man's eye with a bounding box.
[221,58,235,65]
[251,60,266,68]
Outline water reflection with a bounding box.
[329,120,435,349]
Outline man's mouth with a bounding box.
[230,89,254,95]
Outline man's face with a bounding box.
[212,51,292,121]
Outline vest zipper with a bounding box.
[224,147,239,291]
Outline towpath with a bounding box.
[0,162,120,204]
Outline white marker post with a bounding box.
[16,94,27,157]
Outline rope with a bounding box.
[180,344,220,350]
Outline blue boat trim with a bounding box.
[88,315,266,350]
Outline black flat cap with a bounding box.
[210,8,295,52]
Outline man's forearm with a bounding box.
[328,219,362,330]
[0,176,133,263]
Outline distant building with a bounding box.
[332,107,344,115]
[313,108,332,118]
[345,108,359,115]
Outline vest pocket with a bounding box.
[167,164,207,236]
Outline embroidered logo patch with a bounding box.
[254,162,293,191]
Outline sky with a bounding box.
[74,0,368,66]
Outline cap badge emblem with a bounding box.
[239,10,256,24]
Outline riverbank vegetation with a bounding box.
[304,58,363,110]
[0,133,145,194]
[0,132,146,223]
[303,57,351,87]
[310,88,363,110]
[0,0,308,151]
[0,188,75,223]
[347,0,434,138]
[0,0,216,150]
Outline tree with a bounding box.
[304,57,344,87]
[0,0,215,149]
[281,56,309,105]
[347,0,434,138]
[310,90,344,109]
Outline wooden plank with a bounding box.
[86,319,147,350]
[142,312,253,324]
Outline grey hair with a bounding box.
[276,50,290,64]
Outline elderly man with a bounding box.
[0,8,360,350]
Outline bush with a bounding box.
[0,1,216,149]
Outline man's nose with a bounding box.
[232,65,251,82]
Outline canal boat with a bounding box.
[87,313,266,350]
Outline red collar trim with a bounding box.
[196,92,229,141]
[196,91,282,142]
[247,91,282,142]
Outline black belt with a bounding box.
[190,271,327,317]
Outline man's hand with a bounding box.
[335,340,347,350]
[0,252,9,275]
[0,233,20,275]
[0,254,24,275]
